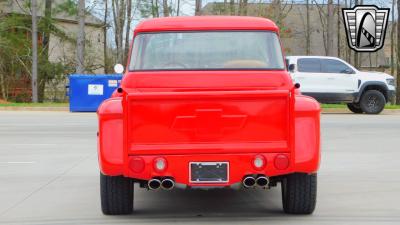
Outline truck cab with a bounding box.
[98,16,320,215]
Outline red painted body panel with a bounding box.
[97,98,123,175]
[126,153,292,186]
[97,16,320,186]
[134,16,279,33]
[126,90,290,153]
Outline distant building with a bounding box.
[0,0,105,101]
[0,0,105,74]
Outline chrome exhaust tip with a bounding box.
[243,176,256,188]
[148,179,161,190]
[256,176,269,187]
[161,178,175,190]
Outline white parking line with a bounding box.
[0,161,36,164]
[3,144,57,146]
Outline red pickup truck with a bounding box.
[98,16,320,215]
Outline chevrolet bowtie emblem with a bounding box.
[342,5,389,52]
[172,109,247,136]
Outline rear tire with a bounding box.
[281,173,317,214]
[347,103,363,114]
[359,90,386,114]
[100,173,134,215]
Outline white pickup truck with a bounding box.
[287,56,396,114]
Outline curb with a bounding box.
[0,107,69,111]
[1,107,400,114]
[322,108,400,114]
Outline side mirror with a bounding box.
[342,68,354,74]
[114,64,124,74]
[288,64,295,72]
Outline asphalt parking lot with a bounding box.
[0,111,399,225]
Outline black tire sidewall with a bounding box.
[100,173,134,215]
[360,90,386,114]
[281,178,288,209]
[347,103,363,114]
[281,173,317,214]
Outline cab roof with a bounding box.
[135,16,279,33]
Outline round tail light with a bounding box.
[154,157,167,172]
[252,155,266,170]
[129,157,145,173]
[274,154,289,170]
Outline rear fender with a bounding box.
[294,95,321,173]
[97,97,124,175]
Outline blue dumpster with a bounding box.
[68,74,122,112]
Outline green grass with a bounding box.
[321,104,400,109]
[384,104,400,109]
[0,102,68,107]
[320,104,347,109]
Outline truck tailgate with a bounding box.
[126,90,292,155]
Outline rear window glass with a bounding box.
[129,31,285,71]
[297,58,321,73]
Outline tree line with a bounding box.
[101,0,398,104]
